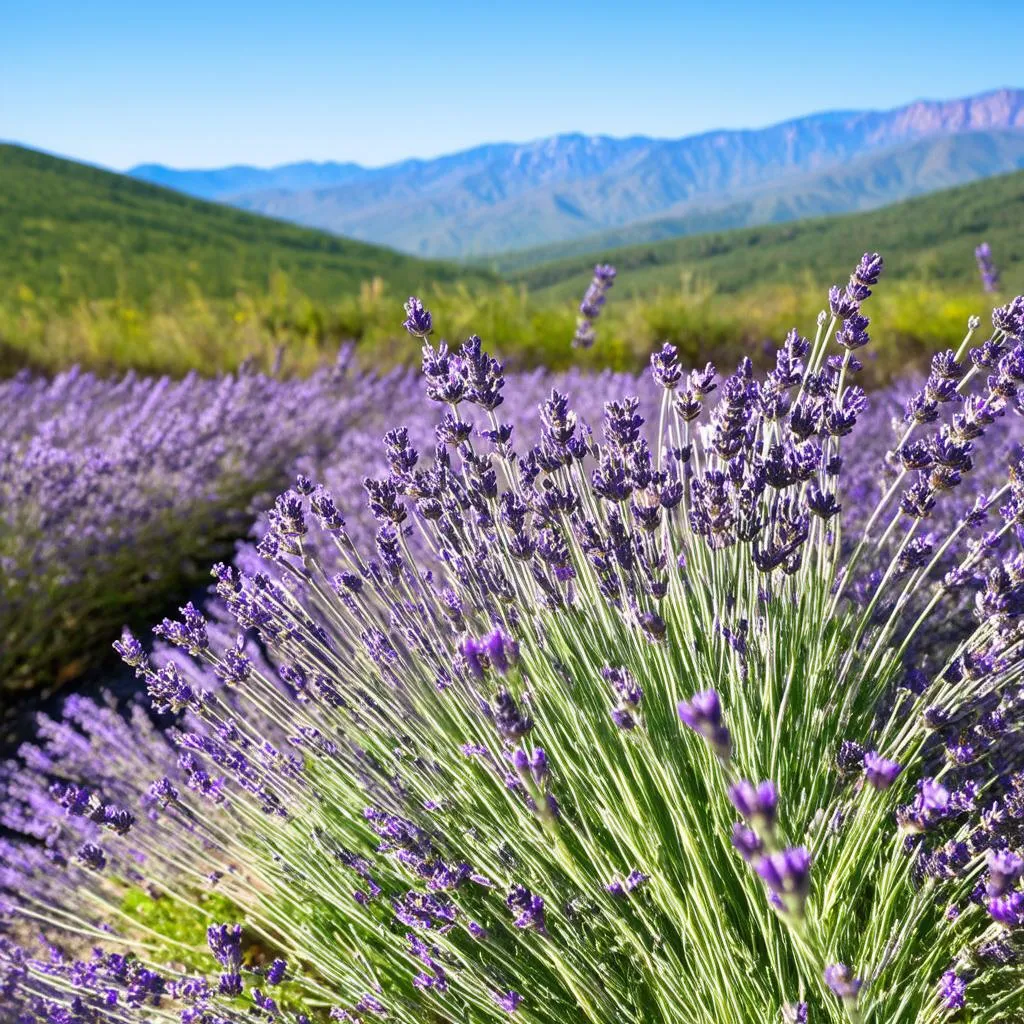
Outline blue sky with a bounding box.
[3,0,1022,170]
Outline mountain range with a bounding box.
[128,87,1024,260]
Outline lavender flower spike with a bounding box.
[678,689,732,759]
[863,751,902,791]
[755,847,812,917]
[975,242,1000,293]
[403,296,433,337]
[728,779,778,831]
[492,990,524,1013]
[824,963,862,1001]
[986,849,1024,898]
[781,1003,808,1024]
[939,971,967,1011]
[572,263,617,349]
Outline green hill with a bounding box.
[0,143,496,307]
[1,145,1021,382]
[513,169,1024,301]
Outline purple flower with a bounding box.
[572,264,617,349]
[529,748,549,786]
[491,990,523,1013]
[863,751,902,791]
[484,629,519,676]
[494,690,533,743]
[625,868,649,892]
[254,988,280,1014]
[113,628,148,672]
[731,823,764,862]
[355,994,388,1017]
[824,963,862,1001]
[897,778,950,833]
[219,972,244,997]
[75,843,106,872]
[207,923,243,970]
[602,665,642,707]
[987,890,1024,928]
[728,780,778,831]
[986,848,1024,897]
[265,958,286,986]
[610,707,636,730]
[402,297,433,337]
[976,242,1000,293]
[939,970,967,1011]
[678,690,732,759]
[506,884,546,933]
[459,637,486,679]
[755,847,812,916]
[651,343,682,390]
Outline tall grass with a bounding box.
[0,273,1007,383]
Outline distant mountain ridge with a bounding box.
[485,130,1024,272]
[128,88,1024,258]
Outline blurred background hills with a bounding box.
[1,87,1022,381]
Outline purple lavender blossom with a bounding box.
[987,891,1024,928]
[728,780,778,831]
[678,690,732,759]
[939,970,967,1011]
[265,958,287,986]
[731,823,764,862]
[491,990,523,1013]
[572,264,617,349]
[755,848,812,916]
[402,297,433,337]
[863,751,902,791]
[975,243,1000,293]
[986,849,1024,898]
[824,963,862,1001]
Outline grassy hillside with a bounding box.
[0,143,496,307]
[0,146,1020,382]
[512,169,1024,300]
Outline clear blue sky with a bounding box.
[3,0,1022,171]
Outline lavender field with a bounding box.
[1,241,1024,1024]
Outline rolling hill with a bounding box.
[128,88,1024,258]
[512,168,1024,300]
[0,143,495,308]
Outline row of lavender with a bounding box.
[0,351,413,704]
[2,257,1024,1022]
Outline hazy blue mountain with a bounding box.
[127,88,1024,257]
[127,160,366,200]
[485,130,1024,272]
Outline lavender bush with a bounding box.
[0,352,399,699]
[4,266,1024,1023]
